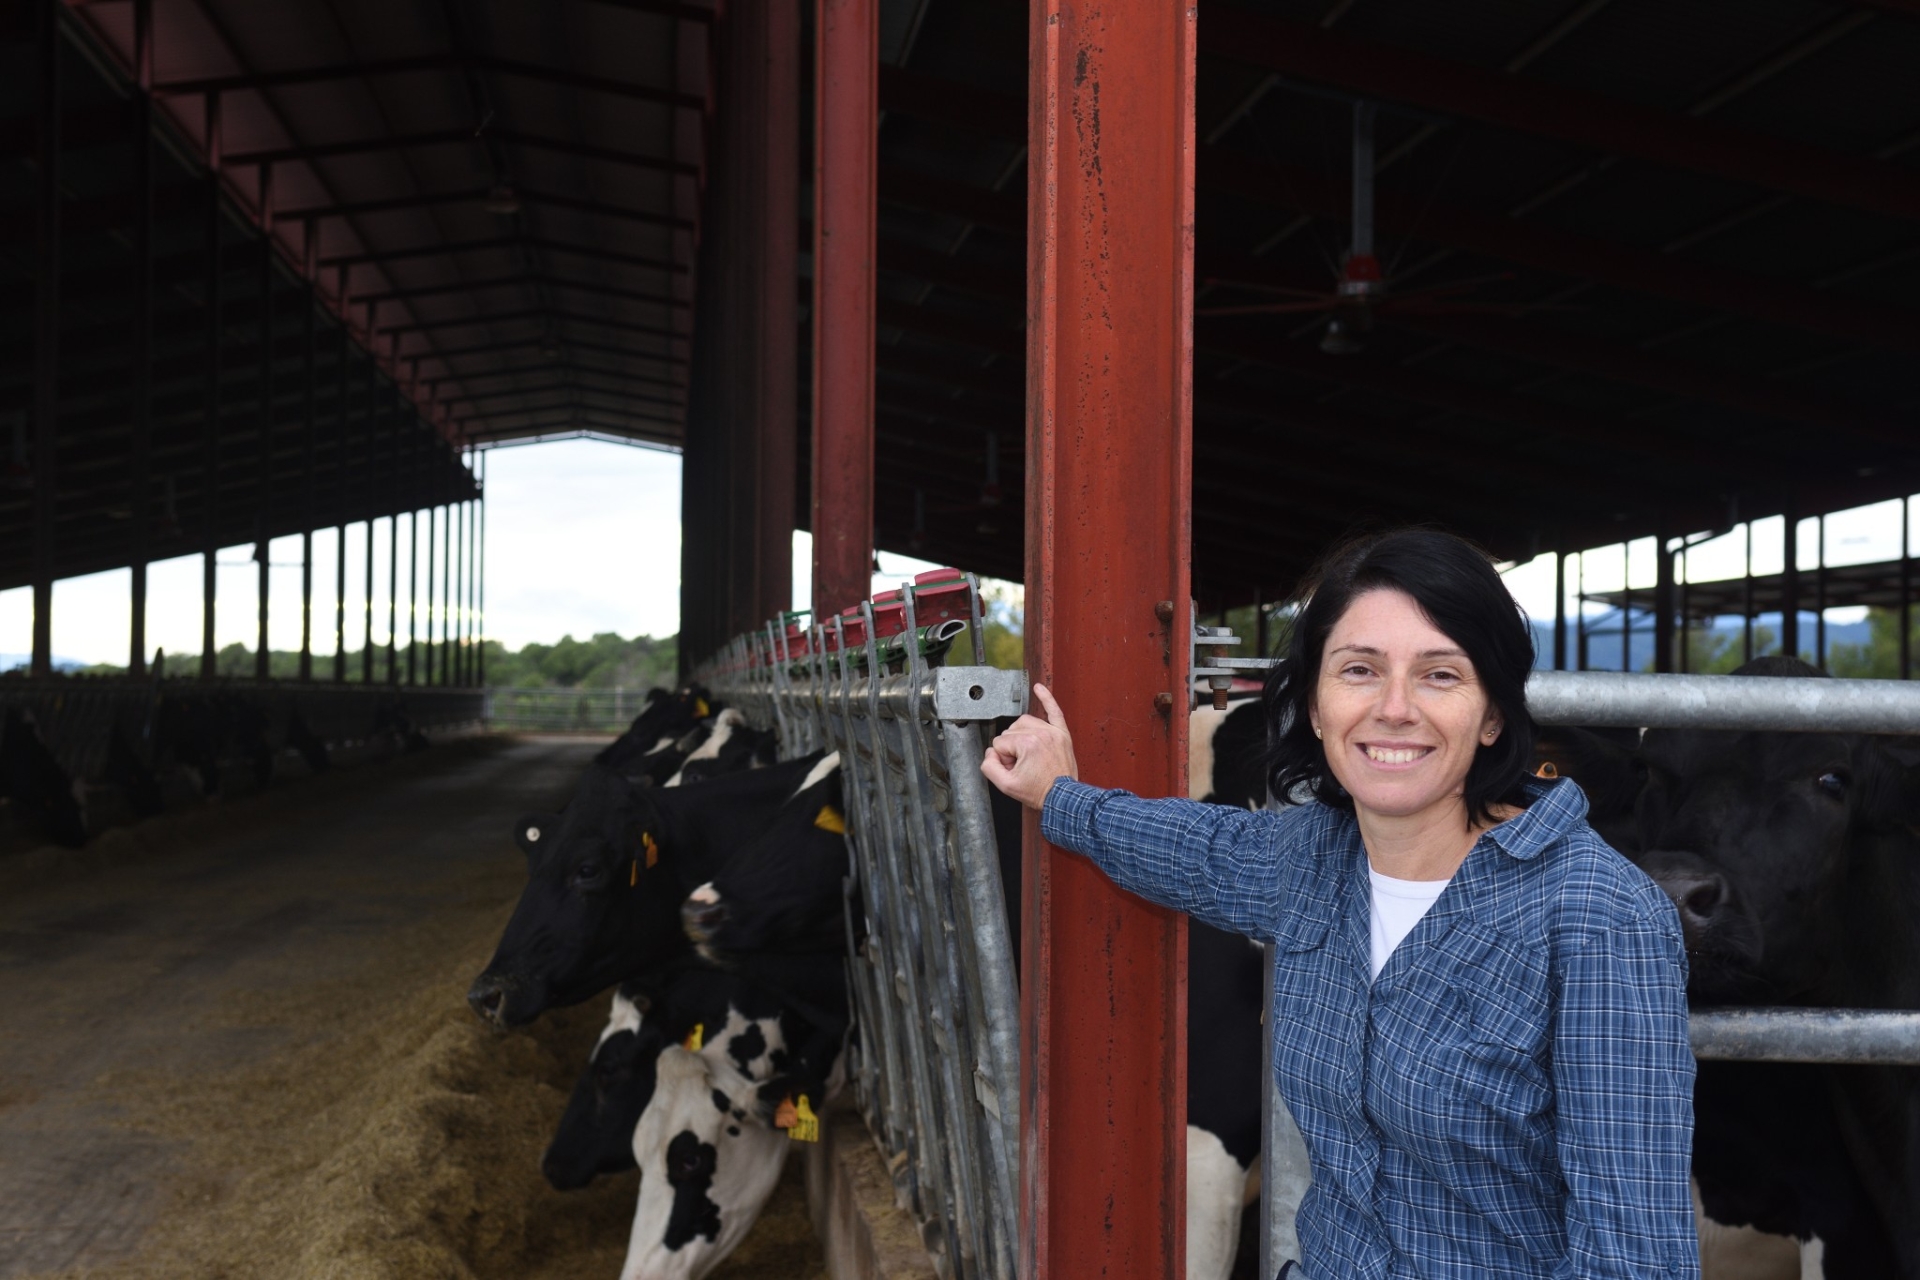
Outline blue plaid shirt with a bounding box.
[1042,775,1699,1280]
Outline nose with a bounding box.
[682,896,727,941]
[541,1149,586,1191]
[1652,866,1731,949]
[467,975,509,1024]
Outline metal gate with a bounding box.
[697,571,1026,1280]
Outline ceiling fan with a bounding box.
[1198,102,1557,355]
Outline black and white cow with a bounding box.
[541,962,844,1278]
[0,707,85,847]
[597,687,721,783]
[468,750,840,1027]
[664,709,778,789]
[1541,657,1920,1279]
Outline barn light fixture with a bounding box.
[484,184,522,215]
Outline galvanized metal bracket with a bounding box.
[931,666,1028,722]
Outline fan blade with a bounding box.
[1382,299,1584,316]
[1200,276,1333,301]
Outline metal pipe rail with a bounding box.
[695,574,1025,1280]
[1691,1008,1920,1065]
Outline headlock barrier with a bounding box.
[695,569,1028,1280]
[693,591,1920,1279]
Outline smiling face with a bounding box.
[1311,588,1502,826]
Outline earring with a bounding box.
[1313,727,1322,739]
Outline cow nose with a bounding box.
[467,976,508,1024]
[1654,868,1730,947]
[682,896,727,941]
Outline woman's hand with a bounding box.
[981,683,1079,811]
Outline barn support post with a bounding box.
[1816,515,1828,671]
[424,502,437,685]
[754,3,799,629]
[1576,552,1589,671]
[1782,504,1801,659]
[361,325,377,683]
[1023,1,1195,1275]
[441,485,453,686]
[386,373,399,685]
[254,162,275,682]
[128,0,154,678]
[476,460,486,687]
[1902,498,1912,682]
[1743,520,1755,663]
[200,92,223,682]
[810,0,878,621]
[1620,542,1633,673]
[299,223,318,682]
[1653,525,1675,673]
[333,285,349,684]
[31,0,62,680]
[452,496,466,685]
[465,491,477,685]
[1679,548,1691,674]
[1553,549,1568,670]
[407,501,419,685]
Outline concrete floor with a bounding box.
[0,736,826,1280]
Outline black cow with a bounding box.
[666,710,778,788]
[0,707,86,847]
[543,958,846,1189]
[679,756,848,961]
[597,686,719,777]
[468,750,838,1027]
[1546,657,1920,1278]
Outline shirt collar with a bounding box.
[1310,775,1588,861]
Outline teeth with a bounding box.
[1365,746,1426,764]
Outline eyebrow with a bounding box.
[1329,644,1468,660]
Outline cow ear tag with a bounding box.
[1534,761,1559,780]
[683,1023,704,1052]
[780,1094,820,1143]
[694,697,711,718]
[629,859,638,887]
[813,805,846,835]
[643,832,660,869]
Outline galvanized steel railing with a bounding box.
[696,572,1026,1280]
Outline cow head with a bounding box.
[468,765,681,1027]
[1630,657,1918,1004]
[542,986,668,1190]
[624,1047,791,1280]
[679,762,848,964]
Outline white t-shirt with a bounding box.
[1368,867,1452,982]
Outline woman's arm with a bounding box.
[1551,913,1701,1280]
[983,684,1310,940]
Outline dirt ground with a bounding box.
[0,735,828,1280]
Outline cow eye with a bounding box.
[1815,770,1849,798]
[572,860,607,887]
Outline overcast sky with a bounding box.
[0,438,1907,666]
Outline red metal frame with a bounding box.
[810,0,878,621]
[1022,1,1195,1276]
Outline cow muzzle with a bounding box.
[467,972,529,1027]
[681,887,728,943]
[1640,851,1747,958]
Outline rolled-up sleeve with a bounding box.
[1551,917,1700,1280]
[1039,779,1313,940]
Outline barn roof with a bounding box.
[11,0,1920,601]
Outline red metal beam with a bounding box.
[321,235,687,275]
[755,0,800,626]
[1197,8,1920,225]
[153,55,704,112]
[811,0,878,619]
[224,126,699,177]
[281,186,694,231]
[357,273,689,311]
[1024,2,1192,1278]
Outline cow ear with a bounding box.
[1532,727,1644,825]
[515,813,557,862]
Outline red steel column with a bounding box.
[1022,1,1195,1277]
[810,0,877,619]
[754,0,799,624]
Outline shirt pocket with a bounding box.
[1428,925,1554,1125]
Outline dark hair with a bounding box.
[1264,528,1537,826]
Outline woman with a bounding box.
[983,530,1699,1280]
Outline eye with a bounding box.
[1814,770,1849,799]
[572,860,607,888]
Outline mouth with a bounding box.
[1358,743,1435,767]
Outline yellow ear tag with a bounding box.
[629,859,638,887]
[813,805,846,835]
[683,1023,704,1052]
[784,1094,819,1143]
[643,832,659,869]
[694,698,711,718]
